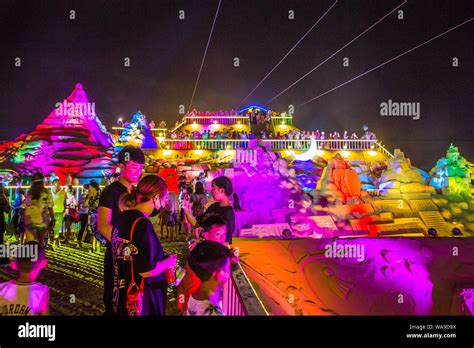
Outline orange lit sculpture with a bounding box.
[328,153,361,204]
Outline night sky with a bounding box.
[1,0,472,170]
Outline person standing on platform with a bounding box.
[97,146,145,316]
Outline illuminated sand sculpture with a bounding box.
[0,83,472,237]
[0,83,473,316]
[233,238,474,315]
[0,83,114,183]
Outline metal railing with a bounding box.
[374,142,394,158]
[183,116,250,126]
[235,149,258,165]
[222,272,247,316]
[271,116,294,127]
[4,185,105,205]
[264,139,378,151]
[222,263,268,316]
[112,127,168,138]
[160,139,250,150]
[159,138,379,151]
[171,120,186,133]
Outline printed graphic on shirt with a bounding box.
[184,296,224,316]
[111,227,139,312]
[0,304,32,316]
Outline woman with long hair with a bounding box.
[190,182,208,219]
[111,175,177,316]
[24,173,55,248]
[183,176,239,245]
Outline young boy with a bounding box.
[0,242,49,316]
[183,240,231,316]
[177,215,238,312]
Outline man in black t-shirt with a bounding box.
[97,146,145,315]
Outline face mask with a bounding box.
[150,208,160,217]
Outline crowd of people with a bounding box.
[115,107,377,145]
[2,174,103,252]
[158,127,376,152]
[165,128,375,142]
[97,146,241,316]
[0,146,241,316]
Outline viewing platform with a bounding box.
[156,138,391,155]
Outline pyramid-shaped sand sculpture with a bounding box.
[0,83,115,183]
[117,111,158,149]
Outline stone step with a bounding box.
[407,199,439,213]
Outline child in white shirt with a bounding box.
[0,242,49,316]
[184,240,231,316]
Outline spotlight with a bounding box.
[427,228,438,237]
